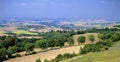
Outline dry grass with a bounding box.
[62,41,120,62]
[5,46,80,62]
[4,33,99,62]
[73,33,99,45]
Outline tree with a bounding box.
[88,34,94,43]
[98,33,104,40]
[78,36,85,44]
[36,40,47,49]
[46,38,55,48]
[104,33,111,39]
[76,31,85,34]
[7,46,17,58]
[4,36,15,46]
[16,41,27,52]
[0,48,7,61]
[0,40,10,49]
[67,36,74,46]
[110,32,120,42]
[52,35,66,47]
[25,42,34,54]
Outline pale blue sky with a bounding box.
[0,0,120,19]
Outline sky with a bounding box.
[0,0,120,19]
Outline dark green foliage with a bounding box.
[54,53,76,62]
[7,46,17,58]
[80,40,113,54]
[78,36,85,44]
[110,32,120,42]
[86,28,120,33]
[36,58,42,62]
[0,48,7,61]
[44,59,49,62]
[113,25,120,28]
[104,33,112,39]
[103,40,112,47]
[88,34,94,43]
[76,31,85,34]
[15,41,27,52]
[92,44,101,52]
[80,44,94,54]
[80,44,101,54]
[67,36,74,46]
[63,53,73,59]
[4,36,16,46]
[46,38,56,47]
[25,42,34,53]
[36,40,47,49]
[0,40,10,49]
[53,35,66,47]
[98,33,104,40]
[15,54,21,57]
[55,54,63,62]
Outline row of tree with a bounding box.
[37,30,120,62]
[0,31,75,61]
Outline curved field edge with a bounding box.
[61,41,120,62]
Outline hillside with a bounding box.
[62,41,120,62]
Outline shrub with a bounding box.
[24,42,34,54]
[63,53,73,59]
[36,58,42,62]
[44,59,49,62]
[55,54,63,62]
[15,54,21,57]
[104,40,112,47]
[88,34,94,43]
[7,46,17,58]
[78,36,85,44]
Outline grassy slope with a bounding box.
[14,30,37,35]
[62,41,120,62]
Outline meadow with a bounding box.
[62,41,120,62]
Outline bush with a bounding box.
[63,53,73,59]
[15,54,21,57]
[104,46,109,50]
[44,59,49,62]
[92,44,101,52]
[104,40,112,47]
[36,58,42,62]
[0,48,7,61]
[24,42,34,54]
[7,46,17,58]
[55,54,63,62]
[54,53,76,62]
[80,40,113,54]
[78,36,86,44]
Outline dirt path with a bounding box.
[4,46,81,62]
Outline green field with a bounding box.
[14,30,37,35]
[0,31,4,34]
[62,41,120,62]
